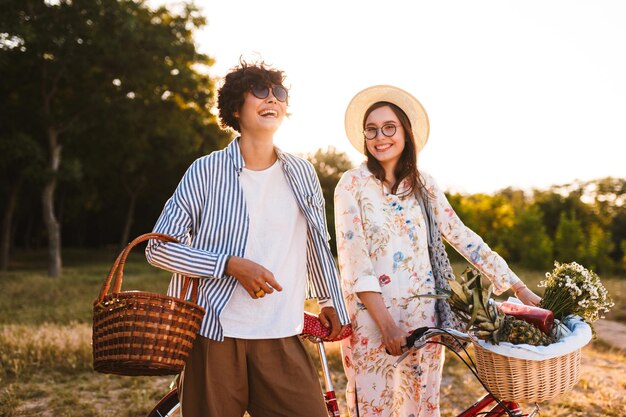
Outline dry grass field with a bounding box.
[0,250,624,416]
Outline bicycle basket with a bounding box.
[471,317,590,402]
[473,342,581,402]
[92,233,205,376]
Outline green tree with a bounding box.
[305,147,354,255]
[0,133,44,270]
[584,223,615,274]
[554,211,585,263]
[583,177,626,219]
[510,205,553,269]
[1,0,223,274]
[611,211,626,271]
[583,177,626,267]
[533,184,594,239]
[621,240,626,271]
[449,193,515,258]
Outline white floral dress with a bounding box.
[334,164,521,417]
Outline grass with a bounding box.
[0,250,624,416]
[0,248,172,326]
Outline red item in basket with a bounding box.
[302,311,353,341]
[498,301,554,335]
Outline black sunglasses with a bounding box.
[250,84,289,102]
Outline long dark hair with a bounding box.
[364,101,426,197]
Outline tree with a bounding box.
[1,0,223,274]
[510,205,553,269]
[582,177,626,219]
[0,133,44,270]
[610,210,626,269]
[305,147,354,255]
[584,223,615,274]
[533,184,594,239]
[554,211,585,263]
[583,177,626,266]
[448,193,515,258]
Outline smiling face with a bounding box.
[234,87,287,137]
[364,105,406,173]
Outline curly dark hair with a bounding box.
[217,58,287,133]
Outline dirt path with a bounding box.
[593,319,626,351]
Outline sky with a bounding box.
[154,0,626,194]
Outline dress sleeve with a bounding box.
[424,173,521,295]
[145,158,229,279]
[334,172,380,295]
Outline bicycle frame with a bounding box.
[147,388,178,417]
[306,335,341,417]
[147,325,542,417]
[456,394,525,417]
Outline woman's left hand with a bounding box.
[516,286,541,306]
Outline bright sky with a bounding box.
[156,0,626,194]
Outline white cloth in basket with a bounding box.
[473,298,592,361]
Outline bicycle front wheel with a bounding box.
[147,389,180,417]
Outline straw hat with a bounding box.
[344,85,430,154]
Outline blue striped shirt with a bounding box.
[146,138,350,341]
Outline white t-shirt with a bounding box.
[220,161,308,338]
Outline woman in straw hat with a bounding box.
[334,85,541,416]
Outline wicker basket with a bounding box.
[93,233,205,376]
[472,341,582,402]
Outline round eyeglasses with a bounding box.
[250,84,289,102]
[363,124,398,140]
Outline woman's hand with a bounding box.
[513,284,541,306]
[356,291,407,356]
[379,322,407,356]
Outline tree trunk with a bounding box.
[0,179,22,271]
[119,176,145,249]
[43,127,62,277]
[119,191,138,250]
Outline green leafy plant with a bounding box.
[448,268,553,346]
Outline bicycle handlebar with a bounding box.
[407,327,472,349]
[392,327,473,367]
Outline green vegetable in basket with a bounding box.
[448,268,553,346]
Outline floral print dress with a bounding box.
[334,164,521,417]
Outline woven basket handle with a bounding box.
[97,233,199,304]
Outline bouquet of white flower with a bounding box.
[538,261,614,333]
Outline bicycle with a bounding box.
[146,311,352,417]
[148,324,545,417]
[392,327,541,417]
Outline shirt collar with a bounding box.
[360,162,411,194]
[226,138,245,173]
[227,137,289,172]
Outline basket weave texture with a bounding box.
[92,233,205,376]
[473,341,581,402]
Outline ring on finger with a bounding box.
[255,288,265,298]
